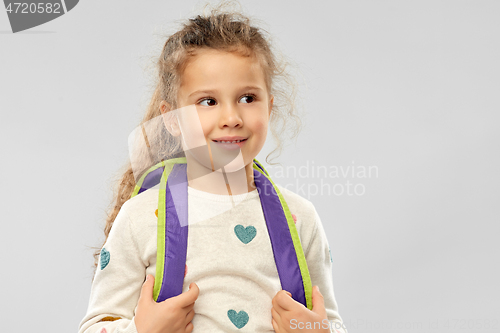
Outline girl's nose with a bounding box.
[218,103,243,128]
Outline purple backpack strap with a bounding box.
[156,163,189,302]
[137,166,165,195]
[253,169,307,308]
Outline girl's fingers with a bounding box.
[272,292,286,313]
[175,283,199,308]
[184,321,194,333]
[185,308,195,322]
[276,290,294,311]
[272,318,281,333]
[271,306,281,320]
[183,302,195,313]
[139,275,155,302]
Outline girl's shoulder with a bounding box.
[276,184,320,233]
[276,184,315,212]
[120,187,160,227]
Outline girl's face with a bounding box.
[165,48,273,172]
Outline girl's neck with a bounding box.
[185,154,256,195]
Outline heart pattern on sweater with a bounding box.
[100,248,110,270]
[227,309,249,329]
[234,225,256,244]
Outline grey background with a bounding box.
[0,0,498,332]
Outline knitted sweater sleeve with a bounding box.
[78,203,144,333]
[304,205,349,333]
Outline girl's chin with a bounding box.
[186,153,250,173]
[213,158,248,173]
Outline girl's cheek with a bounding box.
[254,120,268,134]
[201,122,214,138]
[244,113,267,130]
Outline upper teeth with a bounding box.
[217,140,244,143]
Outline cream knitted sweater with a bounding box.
[78,184,348,333]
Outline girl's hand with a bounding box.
[135,275,199,333]
[271,285,330,333]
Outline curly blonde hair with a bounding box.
[89,0,304,280]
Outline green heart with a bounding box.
[227,309,249,329]
[234,225,256,244]
[100,248,110,270]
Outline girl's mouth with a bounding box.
[212,138,247,150]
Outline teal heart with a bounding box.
[100,248,110,270]
[227,309,249,329]
[234,225,256,244]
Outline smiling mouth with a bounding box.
[211,138,248,150]
[212,138,247,143]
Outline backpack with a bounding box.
[130,157,313,310]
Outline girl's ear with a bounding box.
[160,101,181,136]
[268,94,274,116]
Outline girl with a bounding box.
[79,1,348,333]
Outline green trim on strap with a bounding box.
[152,157,187,301]
[252,158,269,176]
[131,157,188,198]
[131,162,164,198]
[130,157,187,198]
[252,162,313,310]
[153,166,166,301]
[129,157,187,301]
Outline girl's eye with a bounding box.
[240,94,256,103]
[199,98,217,107]
[198,94,256,106]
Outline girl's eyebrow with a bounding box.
[188,86,264,98]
